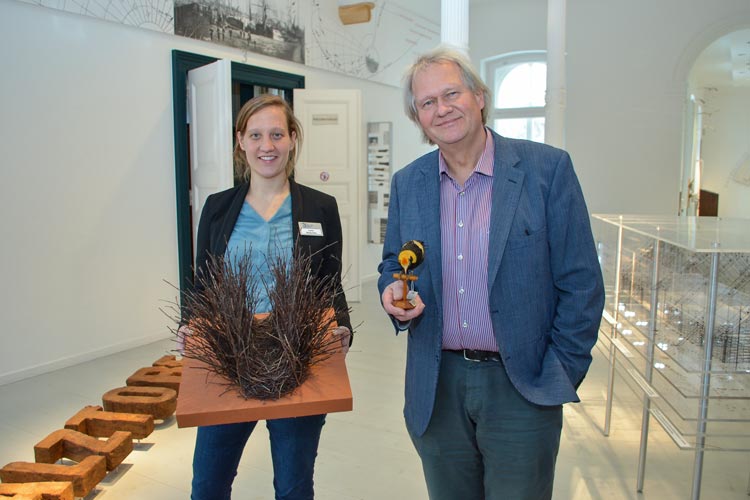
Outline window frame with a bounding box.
[481,51,547,138]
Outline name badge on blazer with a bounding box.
[299,222,324,237]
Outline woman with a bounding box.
[188,94,352,500]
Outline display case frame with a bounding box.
[592,215,750,500]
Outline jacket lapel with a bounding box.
[415,155,443,320]
[215,182,250,256]
[289,179,302,243]
[487,133,524,287]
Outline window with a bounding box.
[481,51,546,142]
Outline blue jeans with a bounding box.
[191,414,326,500]
[409,351,562,500]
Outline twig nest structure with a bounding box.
[179,248,345,400]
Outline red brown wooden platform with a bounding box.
[176,347,352,428]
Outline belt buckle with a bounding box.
[463,349,481,363]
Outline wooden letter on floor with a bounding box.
[102,386,177,420]
[65,405,154,440]
[126,366,182,394]
[34,429,132,471]
[152,354,183,369]
[0,455,106,497]
[0,481,74,500]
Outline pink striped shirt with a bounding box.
[439,129,498,352]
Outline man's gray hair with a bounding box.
[402,45,491,143]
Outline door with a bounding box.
[172,50,305,292]
[293,89,363,302]
[187,59,234,261]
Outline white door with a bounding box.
[293,89,363,302]
[187,59,234,261]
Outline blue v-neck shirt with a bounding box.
[225,195,293,313]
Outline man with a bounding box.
[377,46,605,500]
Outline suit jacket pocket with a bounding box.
[506,226,547,250]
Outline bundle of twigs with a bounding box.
[176,247,344,400]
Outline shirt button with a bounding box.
[457,254,463,261]
[462,321,468,328]
[459,191,465,196]
[458,221,464,228]
[459,288,465,294]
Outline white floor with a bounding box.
[1,280,748,499]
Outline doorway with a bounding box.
[680,29,750,217]
[171,50,305,293]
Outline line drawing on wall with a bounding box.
[17,0,438,86]
[306,1,439,86]
[21,0,175,32]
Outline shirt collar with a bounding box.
[438,127,495,179]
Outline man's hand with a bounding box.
[382,280,425,323]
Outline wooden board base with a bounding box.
[176,350,352,428]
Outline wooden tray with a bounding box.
[176,339,352,428]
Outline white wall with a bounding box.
[0,0,428,383]
[471,0,547,64]
[13,0,748,382]
[470,0,750,216]
[700,87,750,218]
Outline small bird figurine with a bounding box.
[398,240,425,273]
[392,240,425,310]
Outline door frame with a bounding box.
[293,88,363,302]
[171,50,305,293]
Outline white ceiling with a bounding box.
[690,29,750,88]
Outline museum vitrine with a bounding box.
[591,215,750,499]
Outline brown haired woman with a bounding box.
[188,94,352,500]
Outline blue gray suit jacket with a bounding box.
[377,130,605,437]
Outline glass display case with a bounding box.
[592,215,750,500]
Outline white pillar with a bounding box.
[545,0,566,148]
[441,0,469,53]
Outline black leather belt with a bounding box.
[446,349,501,363]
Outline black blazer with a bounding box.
[188,179,352,335]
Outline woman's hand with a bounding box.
[176,325,192,355]
[333,326,351,355]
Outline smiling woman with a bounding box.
[185,94,353,500]
[234,96,301,185]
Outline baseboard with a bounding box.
[0,331,171,387]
